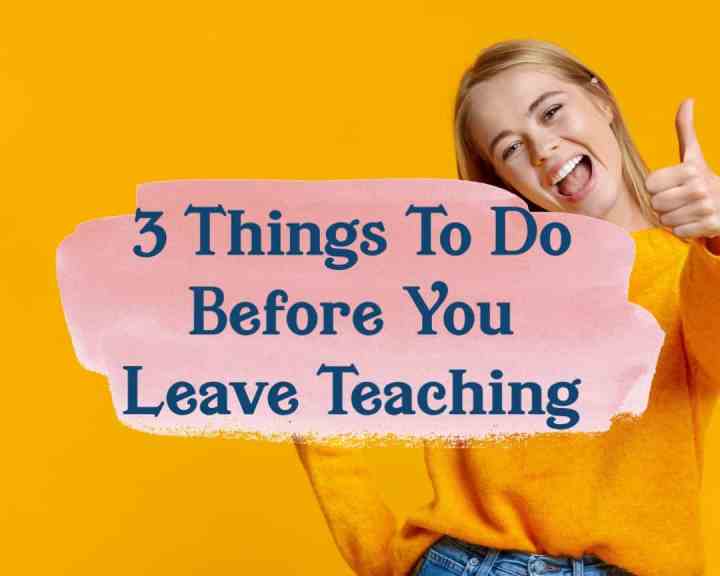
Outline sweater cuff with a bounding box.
[698,235,720,256]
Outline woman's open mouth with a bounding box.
[552,154,594,203]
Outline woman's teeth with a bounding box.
[551,155,584,186]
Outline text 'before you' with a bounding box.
[190,281,513,336]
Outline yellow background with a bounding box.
[2,1,719,574]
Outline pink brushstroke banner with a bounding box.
[56,179,663,439]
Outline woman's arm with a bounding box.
[679,238,720,394]
[295,440,397,576]
[644,100,720,391]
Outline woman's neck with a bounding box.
[604,186,654,233]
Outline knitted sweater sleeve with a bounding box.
[679,238,720,394]
[295,440,397,576]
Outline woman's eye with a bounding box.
[543,104,563,121]
[502,141,522,160]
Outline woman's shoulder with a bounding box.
[630,227,689,275]
[628,227,688,331]
[631,225,688,249]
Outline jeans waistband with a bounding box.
[424,536,626,575]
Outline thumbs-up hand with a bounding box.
[646,99,720,239]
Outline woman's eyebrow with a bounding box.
[488,90,566,157]
[528,90,564,116]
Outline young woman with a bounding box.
[296,40,720,576]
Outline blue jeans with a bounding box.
[411,536,633,576]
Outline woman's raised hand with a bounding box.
[646,99,720,240]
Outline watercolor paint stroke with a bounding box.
[56,179,664,439]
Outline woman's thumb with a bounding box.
[676,98,703,163]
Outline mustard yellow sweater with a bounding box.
[296,228,720,576]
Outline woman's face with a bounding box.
[466,66,637,225]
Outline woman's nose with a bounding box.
[530,140,560,167]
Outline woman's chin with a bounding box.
[566,193,619,221]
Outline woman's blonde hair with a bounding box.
[454,39,658,223]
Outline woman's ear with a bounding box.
[599,100,614,123]
[590,93,614,123]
